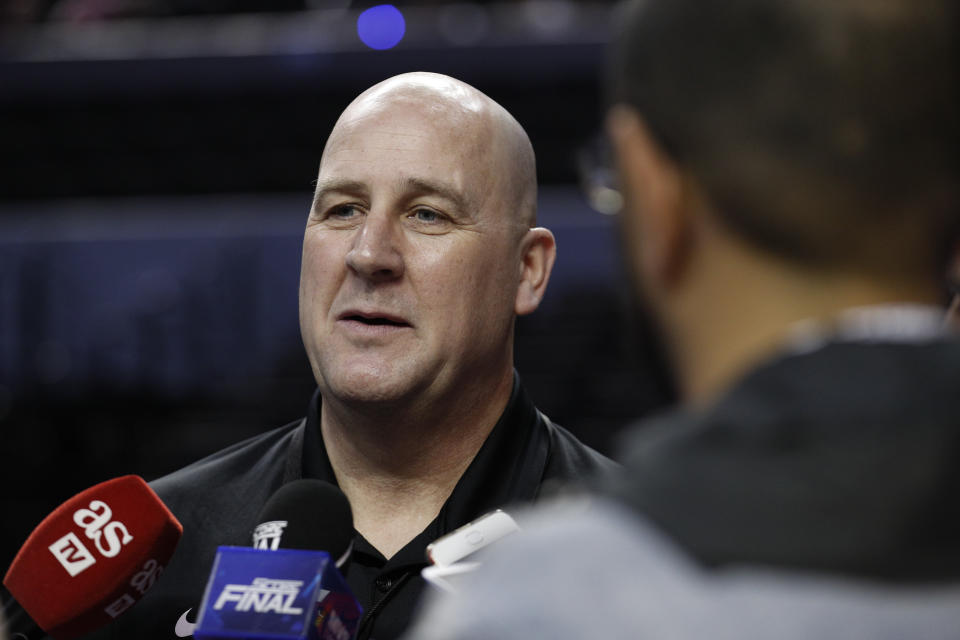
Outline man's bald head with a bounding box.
[300,72,556,417]
[322,72,538,229]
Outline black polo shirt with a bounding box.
[76,373,614,640]
[299,375,613,639]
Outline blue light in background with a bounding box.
[357,5,406,51]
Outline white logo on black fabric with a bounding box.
[252,520,287,550]
[175,608,196,638]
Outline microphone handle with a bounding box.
[2,588,46,640]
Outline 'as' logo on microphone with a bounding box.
[48,500,134,577]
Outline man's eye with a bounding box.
[411,208,441,223]
[330,205,360,219]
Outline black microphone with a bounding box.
[252,480,355,567]
[193,480,362,640]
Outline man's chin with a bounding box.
[320,365,427,408]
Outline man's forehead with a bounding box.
[328,94,491,153]
[324,75,497,161]
[319,99,495,198]
[326,109,480,152]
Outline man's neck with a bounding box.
[319,368,515,559]
[667,237,943,406]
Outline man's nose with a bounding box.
[345,212,404,281]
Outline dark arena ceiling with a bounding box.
[0,2,614,200]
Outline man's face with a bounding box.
[299,100,525,408]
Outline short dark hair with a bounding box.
[608,0,958,278]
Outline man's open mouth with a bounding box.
[340,311,410,327]
[346,315,405,326]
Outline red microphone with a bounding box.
[3,475,182,639]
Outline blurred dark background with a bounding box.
[0,0,675,572]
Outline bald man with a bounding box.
[79,73,613,640]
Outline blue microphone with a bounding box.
[193,481,362,640]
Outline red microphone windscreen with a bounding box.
[3,475,182,639]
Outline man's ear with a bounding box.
[515,227,556,316]
[607,105,690,287]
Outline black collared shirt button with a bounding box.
[374,576,393,593]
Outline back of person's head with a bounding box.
[608,0,957,280]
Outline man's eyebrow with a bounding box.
[401,177,471,215]
[311,179,367,212]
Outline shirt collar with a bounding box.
[786,304,951,355]
[298,372,548,567]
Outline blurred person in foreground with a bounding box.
[408,0,960,637]
[947,250,960,329]
[81,72,613,640]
